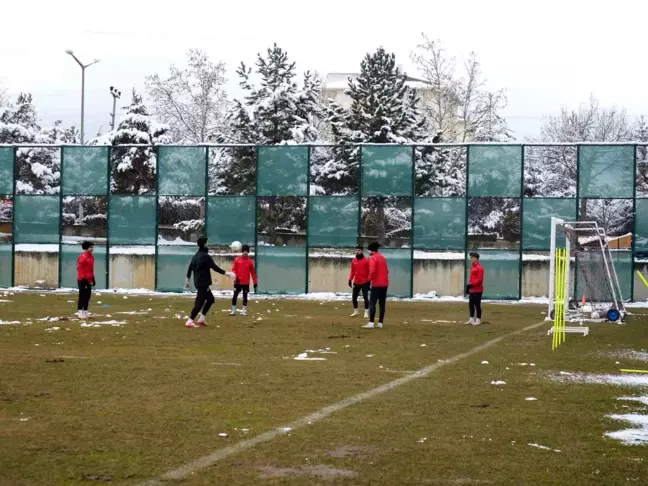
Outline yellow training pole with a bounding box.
[553,249,567,350]
[637,270,648,289]
[620,369,648,373]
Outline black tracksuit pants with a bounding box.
[352,282,370,309]
[469,292,483,319]
[369,286,388,323]
[191,286,215,320]
[77,280,92,311]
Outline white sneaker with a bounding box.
[362,322,375,329]
[377,322,383,329]
[472,318,482,326]
[465,318,474,325]
[364,310,370,319]
[185,319,196,328]
[241,310,247,316]
[350,310,359,317]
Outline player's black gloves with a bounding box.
[465,284,471,294]
[254,284,258,292]
[92,278,96,287]
[348,280,352,288]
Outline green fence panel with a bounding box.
[156,245,197,292]
[158,146,207,196]
[62,147,108,195]
[635,199,648,251]
[0,148,13,195]
[256,246,306,294]
[468,145,522,197]
[578,146,634,198]
[413,198,466,250]
[108,195,156,245]
[308,196,359,248]
[14,196,60,244]
[258,146,308,196]
[207,196,256,246]
[362,146,413,197]
[465,250,520,299]
[0,244,11,288]
[522,198,577,250]
[379,249,412,298]
[575,250,632,305]
[60,244,107,289]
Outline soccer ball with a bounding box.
[230,241,242,252]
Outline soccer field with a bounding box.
[1,291,648,485]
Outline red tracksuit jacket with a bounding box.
[349,257,370,285]
[469,262,484,293]
[232,256,257,285]
[77,251,95,283]
[368,252,389,287]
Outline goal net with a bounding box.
[548,218,626,323]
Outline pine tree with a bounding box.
[216,44,322,196]
[109,90,170,194]
[0,93,74,194]
[635,116,648,196]
[321,47,429,242]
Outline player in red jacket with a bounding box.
[466,252,485,325]
[230,244,257,317]
[76,241,95,319]
[362,242,389,329]
[348,245,370,318]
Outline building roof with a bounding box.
[324,72,433,91]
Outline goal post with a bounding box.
[547,217,626,324]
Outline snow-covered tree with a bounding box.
[215,44,323,196]
[146,49,229,144]
[321,47,428,243]
[0,93,77,194]
[411,35,511,143]
[104,90,170,194]
[526,95,634,202]
[257,196,306,244]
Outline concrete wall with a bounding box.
[9,251,648,301]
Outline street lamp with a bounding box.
[66,50,100,144]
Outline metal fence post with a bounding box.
[463,146,470,296]
[305,145,311,295]
[631,144,638,302]
[518,144,525,300]
[105,146,111,289]
[357,146,363,247]
[11,147,16,288]
[204,146,209,240]
[410,145,415,299]
[58,146,64,289]
[154,146,160,291]
[253,146,259,289]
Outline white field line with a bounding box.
[139,319,547,485]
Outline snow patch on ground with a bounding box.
[0,320,21,325]
[606,413,648,445]
[553,372,648,387]
[528,443,561,452]
[609,350,648,362]
[80,320,126,327]
[490,380,506,385]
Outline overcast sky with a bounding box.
[1,0,645,140]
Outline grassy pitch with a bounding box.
[1,291,647,485]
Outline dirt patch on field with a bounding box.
[327,445,376,458]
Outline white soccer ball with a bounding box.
[230,241,242,252]
[591,311,600,319]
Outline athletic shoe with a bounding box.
[229,311,236,316]
[361,322,375,329]
[185,319,196,328]
[196,317,207,327]
[364,310,369,319]
[377,322,383,329]
[465,318,474,325]
[472,319,482,326]
[350,310,359,317]
[241,310,247,316]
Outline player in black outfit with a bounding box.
[184,236,235,328]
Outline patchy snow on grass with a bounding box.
[606,413,648,445]
[0,320,21,325]
[554,372,648,387]
[528,443,561,452]
[609,350,648,362]
[490,380,506,385]
[526,397,538,401]
[294,352,326,361]
[80,320,126,327]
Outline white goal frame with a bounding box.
[547,217,626,323]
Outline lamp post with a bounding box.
[65,50,100,144]
[109,86,121,131]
